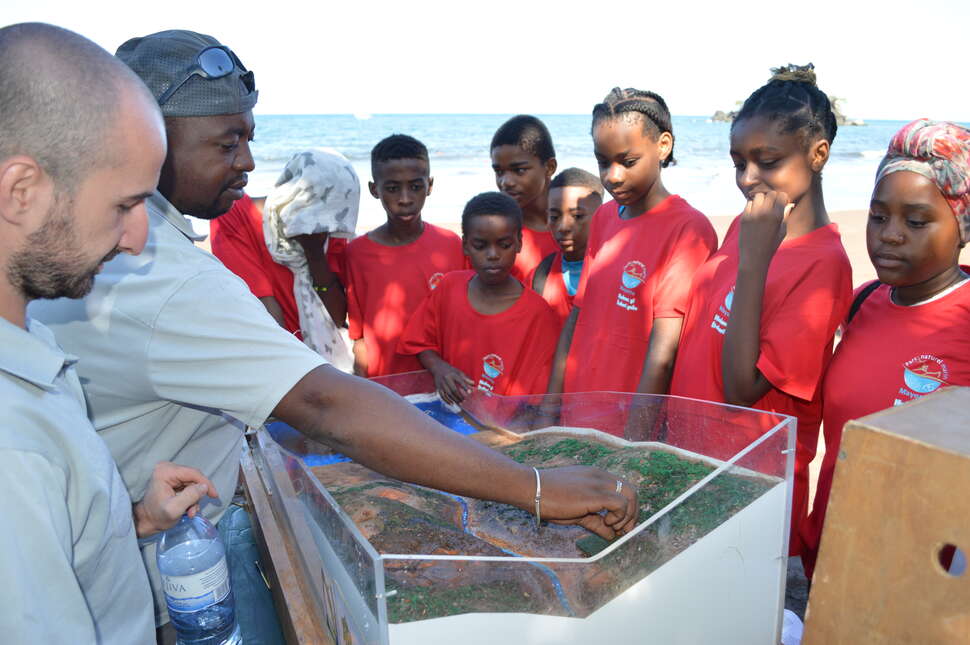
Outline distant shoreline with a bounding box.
[251,113,943,123]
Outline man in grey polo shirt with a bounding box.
[32,29,638,637]
[0,24,219,644]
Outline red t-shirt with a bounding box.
[345,223,465,377]
[209,194,348,338]
[802,275,970,576]
[563,196,717,393]
[525,251,575,326]
[669,218,853,555]
[398,271,561,395]
[513,227,559,283]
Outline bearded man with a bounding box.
[0,23,214,644]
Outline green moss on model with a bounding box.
[387,580,548,622]
[507,438,613,466]
[325,432,775,623]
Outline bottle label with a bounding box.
[161,557,231,613]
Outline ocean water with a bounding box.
[242,114,915,233]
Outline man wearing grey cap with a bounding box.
[31,29,638,641]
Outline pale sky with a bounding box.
[5,0,969,120]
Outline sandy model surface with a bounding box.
[312,428,773,623]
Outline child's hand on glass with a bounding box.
[431,363,475,405]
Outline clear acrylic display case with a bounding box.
[252,371,795,645]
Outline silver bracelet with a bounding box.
[533,467,542,529]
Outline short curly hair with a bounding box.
[371,133,429,177]
[461,191,522,235]
[490,115,556,162]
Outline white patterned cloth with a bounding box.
[263,149,359,370]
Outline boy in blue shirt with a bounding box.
[527,168,603,324]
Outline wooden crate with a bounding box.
[804,387,970,644]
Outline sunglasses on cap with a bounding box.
[155,45,253,106]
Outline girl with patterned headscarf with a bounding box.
[802,119,970,578]
[264,149,360,371]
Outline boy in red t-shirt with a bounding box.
[526,168,603,325]
[345,134,465,377]
[490,115,560,280]
[399,192,561,403]
[549,88,717,397]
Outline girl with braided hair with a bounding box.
[548,87,717,397]
[669,64,853,560]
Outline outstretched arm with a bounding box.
[722,191,790,405]
[273,364,638,538]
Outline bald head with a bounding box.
[0,23,159,192]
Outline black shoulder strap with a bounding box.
[531,253,557,294]
[847,281,882,324]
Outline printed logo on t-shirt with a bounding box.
[479,353,505,393]
[616,261,647,311]
[894,354,949,405]
[428,272,444,290]
[710,286,735,335]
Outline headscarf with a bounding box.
[264,150,359,370]
[875,118,970,243]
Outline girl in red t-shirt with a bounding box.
[669,64,853,558]
[548,87,717,397]
[802,119,970,578]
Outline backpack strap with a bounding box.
[847,281,882,325]
[531,253,558,295]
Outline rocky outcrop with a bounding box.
[830,97,865,126]
[711,110,737,123]
[712,95,864,126]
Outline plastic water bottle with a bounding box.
[157,514,241,645]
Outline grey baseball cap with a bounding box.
[115,29,257,117]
